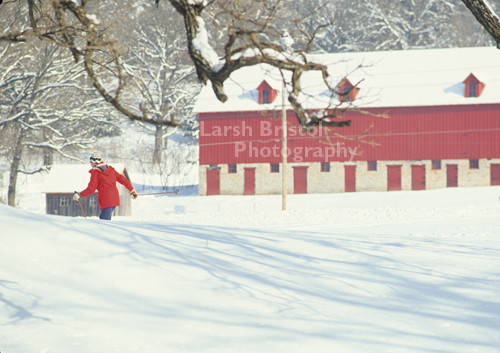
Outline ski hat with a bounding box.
[90,152,103,164]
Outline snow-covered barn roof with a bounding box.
[42,164,128,193]
[193,46,500,113]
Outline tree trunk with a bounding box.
[8,123,25,207]
[43,147,54,166]
[153,125,163,165]
[462,0,500,49]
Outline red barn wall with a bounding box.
[199,104,500,165]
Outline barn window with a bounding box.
[262,90,270,104]
[228,164,237,173]
[60,196,68,206]
[368,161,377,171]
[321,162,330,172]
[270,163,280,173]
[469,159,479,169]
[342,87,351,102]
[432,160,441,170]
[468,83,476,97]
[90,197,97,206]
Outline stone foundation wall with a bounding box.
[198,158,500,195]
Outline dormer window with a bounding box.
[469,83,477,97]
[463,73,484,98]
[342,87,352,102]
[337,78,359,102]
[262,89,270,104]
[257,80,277,104]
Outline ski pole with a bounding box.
[139,189,181,196]
[78,199,87,219]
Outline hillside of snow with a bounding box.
[2,186,500,353]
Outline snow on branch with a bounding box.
[2,0,181,127]
[18,165,51,175]
[166,0,352,128]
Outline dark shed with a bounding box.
[42,164,132,217]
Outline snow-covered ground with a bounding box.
[2,184,500,353]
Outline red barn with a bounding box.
[194,47,500,195]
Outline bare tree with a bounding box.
[122,3,200,165]
[310,0,485,52]
[0,0,184,128]
[162,0,358,128]
[0,0,359,129]
[0,38,118,206]
[1,0,499,133]
[133,139,198,190]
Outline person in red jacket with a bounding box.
[73,152,138,220]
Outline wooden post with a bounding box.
[282,81,287,211]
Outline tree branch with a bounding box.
[461,0,500,49]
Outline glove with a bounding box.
[131,189,138,199]
[73,191,80,201]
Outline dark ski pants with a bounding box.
[99,206,116,220]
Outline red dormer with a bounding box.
[463,73,484,98]
[257,80,278,104]
[337,78,359,102]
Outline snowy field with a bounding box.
[2,184,500,353]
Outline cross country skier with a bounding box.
[73,152,138,220]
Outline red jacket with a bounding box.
[80,164,134,209]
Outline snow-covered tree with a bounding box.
[1,0,500,132]
[0,0,358,129]
[122,3,200,165]
[304,0,499,53]
[0,38,118,206]
[162,0,360,128]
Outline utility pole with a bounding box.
[282,80,287,211]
